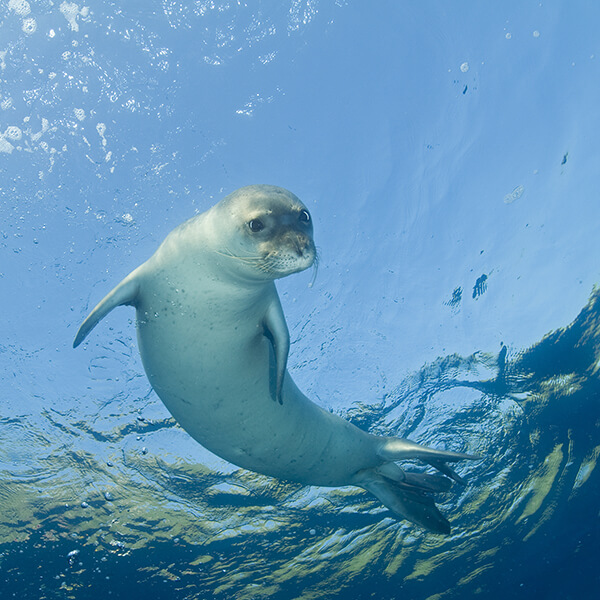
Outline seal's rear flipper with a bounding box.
[361,476,451,534]
[377,437,480,484]
[73,271,141,348]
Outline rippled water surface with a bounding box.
[2,2,600,599]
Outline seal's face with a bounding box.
[215,185,317,281]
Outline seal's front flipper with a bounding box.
[73,271,141,348]
[263,295,290,404]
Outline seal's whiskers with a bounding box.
[215,248,264,264]
[308,251,320,288]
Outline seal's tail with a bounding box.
[358,437,479,534]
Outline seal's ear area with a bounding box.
[73,272,141,348]
[262,296,290,404]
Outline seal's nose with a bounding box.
[295,232,315,257]
[294,236,305,257]
[287,233,302,256]
[279,230,313,258]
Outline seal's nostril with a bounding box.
[295,235,309,256]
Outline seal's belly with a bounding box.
[135,305,378,486]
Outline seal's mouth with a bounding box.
[255,229,316,278]
[266,251,315,277]
[216,226,316,281]
[263,239,317,278]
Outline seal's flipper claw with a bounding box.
[263,295,290,405]
[73,269,141,348]
[426,460,466,486]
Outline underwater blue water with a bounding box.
[1,1,600,599]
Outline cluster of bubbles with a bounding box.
[7,0,37,35]
[7,0,90,35]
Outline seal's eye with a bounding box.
[248,219,265,233]
[299,210,311,224]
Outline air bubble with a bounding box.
[503,184,524,204]
[60,1,83,32]
[5,126,22,140]
[0,138,14,154]
[8,0,31,17]
[22,17,37,34]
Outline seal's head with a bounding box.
[210,185,316,281]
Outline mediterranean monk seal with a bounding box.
[74,184,478,533]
